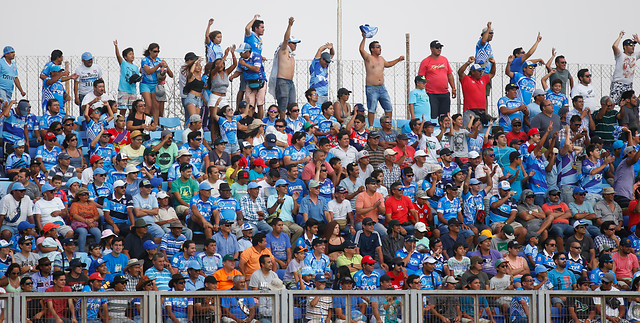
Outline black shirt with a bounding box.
[124,232,154,260]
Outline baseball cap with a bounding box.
[314,274,327,282]
[301,267,315,276]
[88,272,105,281]
[599,253,613,263]
[237,170,249,180]
[380,274,393,282]
[478,234,492,243]
[157,191,169,199]
[365,177,378,185]
[362,217,374,226]
[12,139,26,148]
[573,219,588,229]
[10,182,25,192]
[17,221,35,232]
[502,224,515,239]
[613,140,625,150]
[336,186,348,194]
[275,179,288,187]
[415,75,426,83]
[507,240,521,249]
[320,52,332,63]
[43,222,60,233]
[524,60,537,67]
[41,183,56,192]
[384,149,398,156]
[621,238,633,247]
[49,65,64,72]
[422,257,437,264]
[308,180,321,189]
[430,40,444,48]
[143,240,159,250]
[247,182,260,190]
[577,276,591,285]
[236,43,252,53]
[601,272,616,283]
[625,146,636,155]
[533,89,546,97]
[362,255,376,264]
[222,254,235,262]
[81,52,93,60]
[124,165,139,174]
[443,276,459,284]
[368,131,380,139]
[470,63,483,71]
[469,178,481,185]
[355,103,365,112]
[294,246,308,254]
[439,148,453,156]
[468,151,480,159]
[198,181,213,191]
[505,83,519,91]
[404,235,418,242]
[265,134,276,145]
[414,222,428,233]
[396,133,409,141]
[184,52,199,62]
[357,150,370,160]
[498,181,511,190]
[534,265,548,275]
[288,36,301,43]
[470,256,485,265]
[527,128,540,137]
[623,39,637,47]
[2,46,15,57]
[241,223,253,231]
[447,218,461,226]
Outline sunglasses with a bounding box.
[320,169,327,172]
[64,123,73,127]
[571,246,582,249]
[275,125,285,128]
[606,228,616,231]
[548,244,556,246]
[54,128,62,131]
[194,138,202,141]
[558,257,566,260]
[575,193,586,196]
[176,281,185,285]
[498,265,509,268]
[513,123,522,127]
[47,139,57,142]
[269,110,278,113]
[584,75,592,78]
[488,154,495,157]
[224,224,232,227]
[526,195,535,199]
[291,109,299,113]
[573,124,582,128]
[151,50,160,53]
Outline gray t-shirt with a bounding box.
[249,270,279,316]
[489,274,512,291]
[450,128,470,158]
[490,236,512,255]
[530,113,562,146]
[548,69,572,95]
[620,105,640,129]
[14,252,40,278]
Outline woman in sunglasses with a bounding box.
[3,264,21,292]
[21,276,46,322]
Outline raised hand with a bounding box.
[288,17,295,26]
[551,47,556,57]
[113,40,118,47]
[537,32,542,42]
[254,14,261,20]
[488,57,495,64]
[507,55,515,63]
[467,56,475,64]
[398,56,405,61]
[208,18,214,26]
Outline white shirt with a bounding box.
[570,83,596,110]
[266,126,288,144]
[81,91,113,111]
[0,194,33,225]
[419,135,442,164]
[612,52,640,84]
[357,164,374,183]
[81,167,94,185]
[593,286,624,317]
[329,145,358,166]
[475,161,503,197]
[73,64,103,96]
[412,163,429,183]
[34,197,66,226]
[328,199,351,221]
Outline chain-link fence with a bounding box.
[10,55,624,125]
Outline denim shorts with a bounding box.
[140,83,156,93]
[224,142,239,154]
[184,93,203,107]
[365,85,393,113]
[0,88,9,102]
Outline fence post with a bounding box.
[405,33,410,120]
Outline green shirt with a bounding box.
[156,142,179,173]
[170,177,198,207]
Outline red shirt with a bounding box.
[415,201,432,226]
[107,129,131,152]
[506,131,528,144]
[386,270,407,290]
[460,74,491,111]
[418,56,453,94]
[542,202,570,224]
[628,199,640,229]
[45,286,72,318]
[385,195,416,224]
[392,145,416,169]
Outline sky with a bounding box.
[3,0,640,64]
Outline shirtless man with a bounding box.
[359,32,404,128]
[275,17,300,119]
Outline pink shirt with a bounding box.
[612,252,639,279]
[418,56,453,94]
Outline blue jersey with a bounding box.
[497,96,524,132]
[118,60,139,94]
[42,77,67,109]
[239,53,265,81]
[82,286,107,320]
[87,182,112,201]
[526,154,548,194]
[39,113,63,133]
[590,268,618,286]
[353,270,380,290]
[309,58,329,96]
[436,196,461,226]
[304,252,330,275]
[316,114,337,134]
[513,72,536,105]
[581,158,607,194]
[557,152,579,187]
[423,180,445,210]
[164,296,193,319]
[509,287,529,319]
[467,135,483,155]
[439,161,458,182]
[462,190,486,225]
[318,178,334,200]
[197,253,222,276]
[3,110,26,143]
[283,145,310,171]
[509,57,524,76]
[395,248,424,276]
[488,195,517,225]
[102,252,129,281]
[419,272,442,290]
[475,39,493,74]
[36,145,62,170]
[244,32,263,56]
[546,90,569,115]
[171,253,199,277]
[92,143,117,169]
[535,252,556,270]
[206,41,223,63]
[409,88,431,122]
[0,58,18,94]
[141,56,161,84]
[180,143,208,173]
[402,181,418,203]
[219,115,241,146]
[41,61,56,80]
[86,118,108,144]
[302,102,321,124]
[188,194,215,223]
[5,152,30,172]
[252,144,283,160]
[566,257,586,279]
[285,116,304,135]
[213,197,240,222]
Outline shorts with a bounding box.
[275,78,296,112]
[208,93,229,108]
[117,91,138,110]
[365,85,393,113]
[184,93,203,107]
[140,83,156,93]
[0,88,10,102]
[244,84,266,108]
[0,224,18,235]
[522,219,543,233]
[56,224,74,237]
[224,142,240,154]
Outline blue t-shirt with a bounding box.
[526,154,548,194]
[283,146,310,172]
[436,196,461,225]
[590,268,619,286]
[36,145,62,170]
[102,252,129,282]
[419,272,442,290]
[213,197,240,222]
[180,143,208,173]
[5,152,30,172]
[42,77,67,109]
[3,110,26,143]
[285,178,308,204]
[252,144,284,161]
[475,39,493,74]
[317,114,337,134]
[409,88,432,122]
[488,195,517,225]
[462,190,486,225]
[266,232,291,261]
[309,58,329,96]
[497,96,524,132]
[239,53,265,81]
[509,56,524,76]
[513,72,536,105]
[219,115,241,146]
[547,268,576,290]
[39,113,63,133]
[244,32,263,56]
[581,158,607,194]
[164,296,194,319]
[423,180,445,210]
[504,166,525,200]
[141,56,161,84]
[440,161,458,182]
[467,135,483,155]
[118,60,139,94]
[206,41,223,63]
[557,152,579,187]
[395,248,424,276]
[546,90,569,115]
[353,270,380,290]
[302,102,321,124]
[0,58,18,94]
[92,143,117,170]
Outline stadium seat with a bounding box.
[395,119,410,132]
[159,117,181,129]
[204,132,212,142]
[150,131,162,141]
[276,269,285,280]
[173,130,184,144]
[0,180,12,198]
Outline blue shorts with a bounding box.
[365,85,393,113]
[224,142,239,154]
[0,224,18,235]
[184,93,203,107]
[0,88,10,102]
[140,83,156,93]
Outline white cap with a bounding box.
[384,149,398,156]
[468,151,480,159]
[113,180,126,188]
[357,150,370,160]
[125,165,139,174]
[414,150,428,158]
[157,191,169,199]
[414,222,427,232]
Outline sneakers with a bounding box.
[359,24,378,38]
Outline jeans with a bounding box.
[246,220,273,234]
[76,226,102,252]
[549,222,574,239]
[104,222,132,238]
[224,142,240,155]
[585,224,601,238]
[354,221,388,238]
[427,92,451,119]
[365,85,393,113]
[275,78,296,112]
[584,192,603,209]
[142,215,166,238]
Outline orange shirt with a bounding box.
[355,191,384,223]
[240,246,275,278]
[213,268,242,290]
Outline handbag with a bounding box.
[247,79,265,90]
[127,73,142,84]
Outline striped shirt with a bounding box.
[306,295,332,321]
[144,267,172,291]
[592,109,618,144]
[160,233,186,259]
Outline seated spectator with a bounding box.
[419,256,443,290]
[548,252,576,309]
[386,181,418,234]
[354,177,386,237]
[381,219,405,265]
[353,255,381,290]
[564,219,596,269]
[170,240,198,277]
[469,233,503,277]
[488,182,526,244]
[354,217,386,271]
[491,223,516,255]
[124,218,155,261]
[222,275,257,322]
[543,189,574,252]
[568,187,600,238]
[505,241,530,278]
[103,180,134,238]
[593,272,626,322]
[165,273,194,322]
[430,274,461,322]
[595,187,625,236]
[612,238,639,289]
[52,238,80,272]
[239,232,276,278]
[44,271,76,322]
[333,276,367,323]
[284,246,307,284]
[160,222,186,260]
[535,238,557,271]
[441,218,469,259]
[144,253,172,291]
[567,276,597,322]
[122,258,143,292]
[594,221,621,254]
[0,183,33,241]
[68,187,101,253]
[510,273,534,322]
[566,240,588,280]
[132,179,165,240]
[34,183,72,239]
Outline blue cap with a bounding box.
[573,219,588,229]
[93,168,107,175]
[301,266,314,276]
[241,223,253,231]
[12,140,25,148]
[40,183,55,192]
[451,167,462,176]
[469,178,481,185]
[524,60,537,67]
[17,221,35,232]
[275,179,289,187]
[66,178,82,188]
[143,240,158,250]
[81,52,93,60]
[49,65,63,72]
[198,181,213,191]
[2,46,14,57]
[96,258,106,266]
[314,274,327,282]
[613,140,625,150]
[10,182,25,192]
[573,186,587,194]
[470,63,484,71]
[247,182,260,189]
[236,43,252,53]
[187,260,202,270]
[534,265,548,275]
[150,177,163,188]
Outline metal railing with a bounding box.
[3,289,638,322]
[9,55,631,125]
[544,290,640,323]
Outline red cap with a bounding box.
[238,156,248,168]
[362,255,376,264]
[43,222,60,233]
[253,158,267,168]
[89,154,103,165]
[527,128,540,137]
[527,144,538,153]
[45,132,56,140]
[88,272,105,281]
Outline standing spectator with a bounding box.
[140,43,173,127]
[113,40,139,115]
[618,90,639,129]
[508,33,542,76]
[507,57,544,106]
[309,43,334,105]
[592,96,618,148]
[545,49,574,95]
[73,52,103,111]
[408,75,431,121]
[419,40,455,119]
[610,31,640,104]
[359,32,404,127]
[0,46,26,102]
[498,84,527,132]
[458,56,496,127]
[614,145,640,208]
[571,69,597,112]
